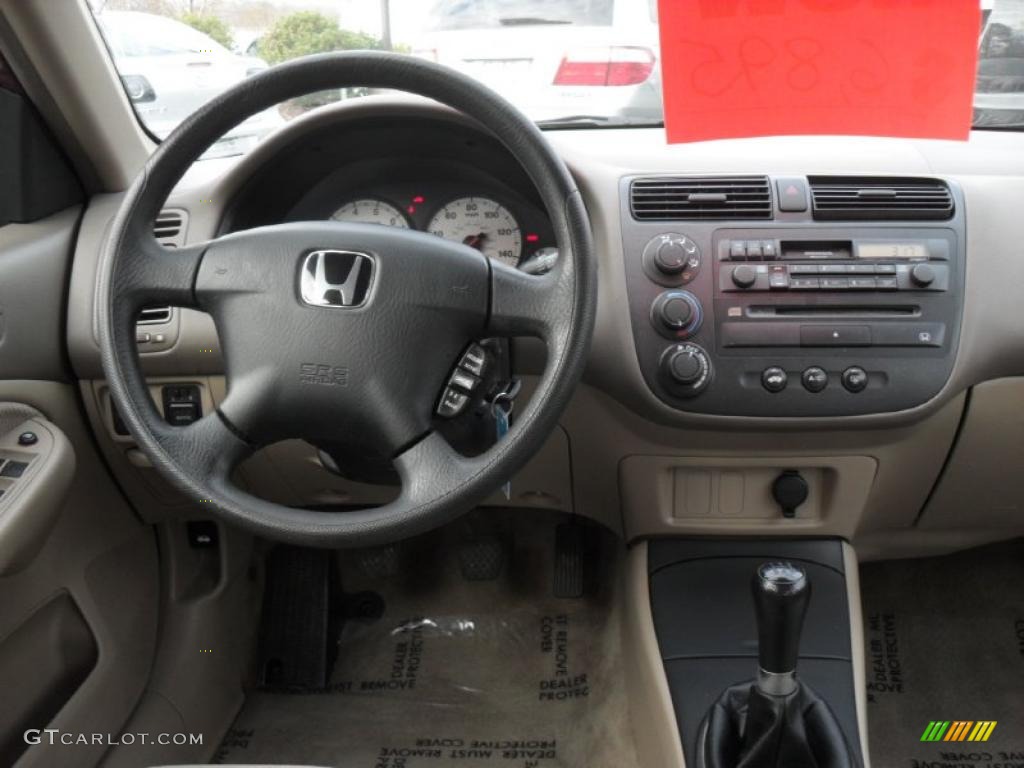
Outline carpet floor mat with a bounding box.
[860,539,1024,768]
[214,512,640,768]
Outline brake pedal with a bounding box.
[356,544,400,578]
[257,546,337,690]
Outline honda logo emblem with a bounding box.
[299,250,373,308]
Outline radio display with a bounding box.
[858,243,928,259]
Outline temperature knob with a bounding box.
[660,343,712,397]
[651,291,702,339]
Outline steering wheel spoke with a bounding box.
[153,410,254,488]
[393,430,468,506]
[110,234,206,313]
[487,259,565,340]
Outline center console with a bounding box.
[648,539,865,767]
[620,175,966,417]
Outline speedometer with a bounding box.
[331,199,409,228]
[427,197,522,266]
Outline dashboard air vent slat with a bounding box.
[138,306,172,325]
[153,208,188,248]
[809,177,953,221]
[630,176,772,221]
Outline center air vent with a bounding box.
[630,176,772,221]
[154,209,188,248]
[809,177,954,221]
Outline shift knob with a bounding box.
[752,562,810,693]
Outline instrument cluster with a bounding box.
[297,179,558,271]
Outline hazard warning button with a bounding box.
[776,177,809,213]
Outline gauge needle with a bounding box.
[463,232,488,250]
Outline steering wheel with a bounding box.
[97,52,596,547]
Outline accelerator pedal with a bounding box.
[554,522,589,598]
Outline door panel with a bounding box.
[0,109,160,768]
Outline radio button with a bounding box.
[850,263,877,274]
[910,263,936,287]
[872,323,945,347]
[874,264,897,274]
[875,277,898,290]
[769,273,789,290]
[820,264,852,274]
[842,367,869,393]
[849,277,877,289]
[820,278,851,289]
[802,367,828,393]
[801,325,872,346]
[762,241,777,259]
[789,264,819,275]
[732,264,758,289]
[729,241,747,260]
[790,278,820,289]
[746,242,763,258]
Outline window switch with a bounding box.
[162,384,202,426]
[166,402,201,426]
[0,461,29,478]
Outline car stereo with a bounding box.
[620,175,966,417]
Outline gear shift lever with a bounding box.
[753,561,810,697]
[697,561,857,767]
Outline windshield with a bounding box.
[87,0,1024,159]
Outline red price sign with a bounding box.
[657,0,980,143]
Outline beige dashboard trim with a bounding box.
[623,541,686,768]
[843,542,872,767]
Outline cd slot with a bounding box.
[748,305,919,318]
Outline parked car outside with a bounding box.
[413,0,661,124]
[974,6,1024,128]
[95,11,283,157]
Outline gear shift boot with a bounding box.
[696,562,860,768]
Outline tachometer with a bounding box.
[331,199,409,228]
[427,197,522,266]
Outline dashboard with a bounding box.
[63,98,1024,552]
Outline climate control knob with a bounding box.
[653,240,689,275]
[642,233,701,285]
[651,290,702,338]
[660,343,712,397]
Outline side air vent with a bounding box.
[630,176,773,221]
[809,177,954,221]
[154,208,188,248]
[138,306,172,325]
